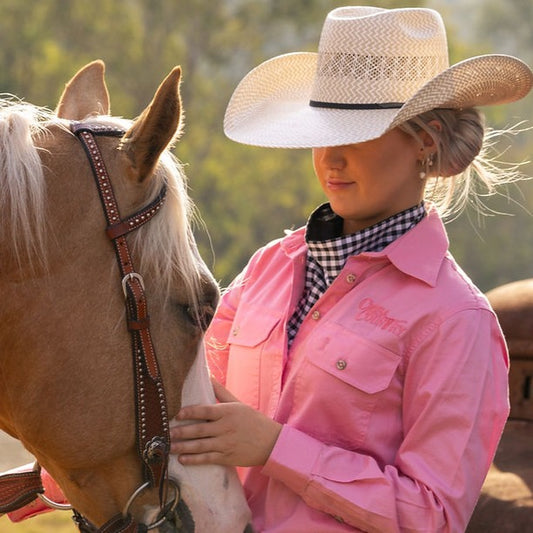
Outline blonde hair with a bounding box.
[399,108,527,220]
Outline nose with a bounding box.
[316,146,346,170]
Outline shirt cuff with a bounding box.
[262,425,323,495]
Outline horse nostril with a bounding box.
[244,524,255,533]
[174,498,195,533]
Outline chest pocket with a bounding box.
[308,324,401,394]
[225,306,281,409]
[226,305,280,347]
[298,323,402,449]
[306,323,401,393]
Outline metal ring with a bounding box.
[37,491,73,511]
[121,272,145,298]
[32,461,72,511]
[123,478,180,530]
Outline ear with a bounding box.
[121,66,183,183]
[417,120,441,160]
[56,60,110,119]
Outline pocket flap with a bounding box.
[307,324,400,394]
[226,305,280,348]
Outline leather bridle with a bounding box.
[69,121,176,532]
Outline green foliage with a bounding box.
[1,0,531,289]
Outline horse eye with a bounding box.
[185,304,214,331]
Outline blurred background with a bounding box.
[1,0,531,291]
[1,1,531,531]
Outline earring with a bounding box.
[419,152,435,180]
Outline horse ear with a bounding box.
[56,60,110,119]
[121,66,183,183]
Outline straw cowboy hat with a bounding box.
[224,6,533,148]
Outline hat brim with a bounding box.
[224,52,533,148]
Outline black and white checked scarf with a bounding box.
[286,202,426,346]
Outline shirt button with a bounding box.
[231,326,240,336]
[311,310,321,320]
[336,359,347,370]
[346,273,356,283]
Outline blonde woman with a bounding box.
[171,6,533,533]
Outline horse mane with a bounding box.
[0,100,51,267]
[0,100,207,308]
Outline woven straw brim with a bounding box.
[224,52,533,148]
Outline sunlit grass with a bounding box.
[1,512,77,532]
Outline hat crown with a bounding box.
[312,7,450,105]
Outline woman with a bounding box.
[171,6,533,533]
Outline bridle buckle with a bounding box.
[122,272,145,298]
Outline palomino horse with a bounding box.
[467,279,533,531]
[0,61,250,531]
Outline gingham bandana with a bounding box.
[287,202,426,346]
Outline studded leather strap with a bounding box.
[71,122,170,498]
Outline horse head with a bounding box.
[0,61,250,532]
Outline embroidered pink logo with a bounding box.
[355,297,407,337]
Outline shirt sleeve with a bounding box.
[262,308,510,533]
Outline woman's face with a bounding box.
[312,128,426,234]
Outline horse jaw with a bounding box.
[143,342,251,532]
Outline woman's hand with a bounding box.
[170,379,282,467]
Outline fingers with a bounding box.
[176,403,220,422]
[170,421,233,466]
[171,433,228,466]
[178,451,225,466]
[171,420,216,441]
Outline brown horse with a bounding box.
[0,61,250,531]
[467,279,533,532]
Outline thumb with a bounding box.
[211,377,240,403]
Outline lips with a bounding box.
[327,179,354,190]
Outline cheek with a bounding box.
[312,152,328,189]
[312,149,323,174]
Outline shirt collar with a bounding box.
[281,204,449,287]
[304,202,426,282]
[381,206,449,287]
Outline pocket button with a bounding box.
[336,359,347,370]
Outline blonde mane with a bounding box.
[0,100,50,266]
[0,100,207,307]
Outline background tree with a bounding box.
[0,0,530,290]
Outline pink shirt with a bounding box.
[206,208,509,533]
